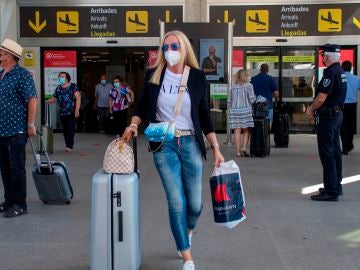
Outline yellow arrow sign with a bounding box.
[165,10,176,23]
[216,10,235,24]
[29,11,47,33]
[353,17,360,29]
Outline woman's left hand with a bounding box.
[213,148,224,167]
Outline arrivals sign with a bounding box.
[19,6,183,38]
[210,3,360,36]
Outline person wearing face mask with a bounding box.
[306,44,347,202]
[94,74,112,133]
[108,76,134,137]
[201,44,222,75]
[0,38,37,218]
[123,30,224,270]
[47,71,81,152]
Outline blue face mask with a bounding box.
[101,80,107,85]
[113,82,120,88]
[58,77,66,85]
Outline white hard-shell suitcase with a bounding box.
[91,138,140,270]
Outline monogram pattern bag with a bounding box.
[103,137,134,174]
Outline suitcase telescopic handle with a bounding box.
[29,132,53,172]
[28,136,41,172]
[132,136,138,174]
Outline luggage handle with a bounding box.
[45,102,52,128]
[29,132,53,173]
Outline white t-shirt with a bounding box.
[156,69,194,131]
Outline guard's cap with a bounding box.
[319,44,341,54]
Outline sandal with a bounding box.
[3,205,27,218]
[0,202,11,213]
[236,152,242,157]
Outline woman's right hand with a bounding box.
[123,123,138,142]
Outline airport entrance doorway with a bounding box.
[41,47,147,132]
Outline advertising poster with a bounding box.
[200,39,224,81]
[44,51,77,99]
[148,49,159,67]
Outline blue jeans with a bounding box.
[153,135,203,251]
[0,133,28,209]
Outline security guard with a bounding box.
[306,44,347,202]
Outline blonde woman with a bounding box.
[229,69,256,157]
[124,30,224,270]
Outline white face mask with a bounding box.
[0,67,3,73]
[164,51,181,67]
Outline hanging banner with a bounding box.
[44,50,77,99]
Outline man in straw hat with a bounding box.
[0,38,37,217]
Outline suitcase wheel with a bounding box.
[42,200,48,204]
[66,200,71,205]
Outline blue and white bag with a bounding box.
[209,160,246,229]
[144,121,175,142]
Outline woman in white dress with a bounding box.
[229,69,256,156]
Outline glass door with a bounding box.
[281,47,316,132]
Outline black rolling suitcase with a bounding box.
[273,113,290,147]
[250,117,270,157]
[273,101,290,148]
[29,134,74,204]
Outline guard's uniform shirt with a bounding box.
[0,65,37,137]
[316,62,347,107]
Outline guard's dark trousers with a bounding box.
[315,111,343,196]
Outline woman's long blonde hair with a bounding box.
[234,69,249,84]
[149,30,199,85]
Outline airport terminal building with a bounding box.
[1,0,359,133]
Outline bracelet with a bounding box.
[211,143,219,149]
[27,123,35,128]
[129,123,138,129]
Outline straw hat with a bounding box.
[0,38,23,59]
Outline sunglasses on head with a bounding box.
[161,42,181,52]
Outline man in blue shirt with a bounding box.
[306,44,346,202]
[340,60,360,155]
[0,38,37,217]
[251,63,279,127]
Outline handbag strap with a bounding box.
[173,65,190,118]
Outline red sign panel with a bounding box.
[233,50,244,68]
[148,50,159,68]
[318,49,354,68]
[44,51,77,68]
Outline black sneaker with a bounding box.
[318,187,343,196]
[3,205,27,218]
[0,202,12,213]
[311,192,338,202]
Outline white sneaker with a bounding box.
[177,233,193,258]
[183,261,195,270]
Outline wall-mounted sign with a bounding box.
[210,3,360,37]
[20,6,183,38]
[44,51,77,99]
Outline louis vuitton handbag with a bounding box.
[103,137,135,174]
[144,66,190,152]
